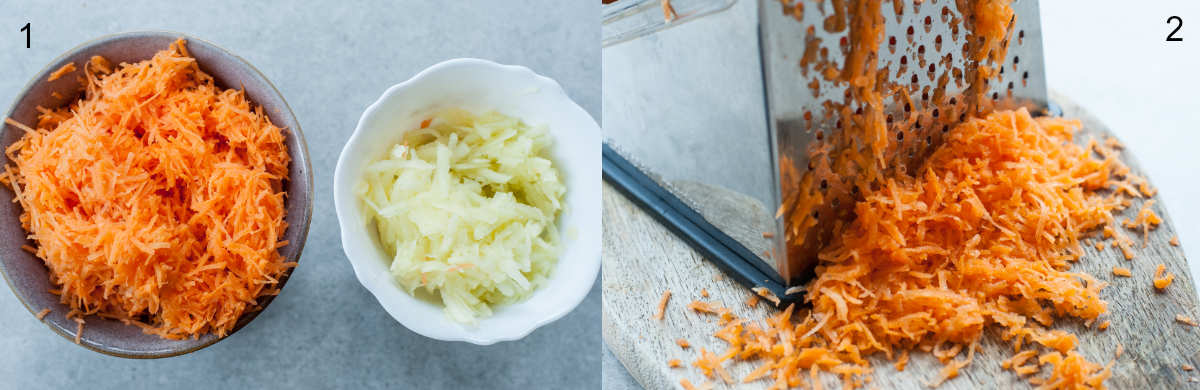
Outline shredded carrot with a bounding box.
[73,317,84,344]
[751,286,780,306]
[745,293,760,308]
[46,63,76,82]
[669,359,682,368]
[1112,267,1131,277]
[1154,264,1176,290]
[763,232,775,239]
[677,338,691,349]
[1115,344,1124,359]
[3,39,292,340]
[700,289,709,298]
[1185,364,1195,371]
[669,1,1153,388]
[1177,314,1198,327]
[1171,236,1180,247]
[1098,321,1110,331]
[87,56,113,74]
[661,0,676,22]
[679,378,696,390]
[1123,201,1161,247]
[35,308,50,320]
[655,290,672,320]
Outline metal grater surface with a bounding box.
[762,0,1049,283]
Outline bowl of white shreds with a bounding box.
[334,58,600,344]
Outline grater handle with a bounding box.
[603,142,803,308]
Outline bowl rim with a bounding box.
[0,30,314,358]
[333,57,600,345]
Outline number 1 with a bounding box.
[20,23,29,48]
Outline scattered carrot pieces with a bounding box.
[745,293,760,307]
[700,289,709,298]
[762,232,775,238]
[669,359,682,368]
[1171,236,1180,247]
[1123,201,1162,246]
[677,338,691,349]
[1115,344,1124,359]
[46,62,76,82]
[679,378,696,390]
[1112,267,1131,277]
[655,290,672,320]
[3,39,293,340]
[1098,321,1110,331]
[1154,264,1176,290]
[1184,364,1195,371]
[35,308,50,320]
[1177,314,1198,327]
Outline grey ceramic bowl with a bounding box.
[0,32,313,358]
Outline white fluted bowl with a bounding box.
[334,58,600,345]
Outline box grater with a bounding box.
[603,0,1051,305]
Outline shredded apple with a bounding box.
[2,39,292,339]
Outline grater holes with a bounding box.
[1018,30,1025,45]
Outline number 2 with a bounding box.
[20,23,29,48]
[1167,16,1183,42]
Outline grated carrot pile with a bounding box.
[2,39,292,339]
[687,109,1139,389]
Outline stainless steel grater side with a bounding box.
[762,0,1049,283]
[602,0,1049,295]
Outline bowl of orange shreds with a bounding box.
[0,32,312,358]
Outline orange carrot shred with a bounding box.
[669,359,682,368]
[677,338,691,349]
[1154,264,1176,290]
[655,290,672,320]
[35,308,50,320]
[1112,267,1131,277]
[46,63,76,82]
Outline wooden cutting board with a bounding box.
[602,93,1200,389]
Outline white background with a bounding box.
[1041,1,1200,286]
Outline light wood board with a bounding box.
[602,93,1200,389]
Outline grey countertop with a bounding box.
[0,1,599,389]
